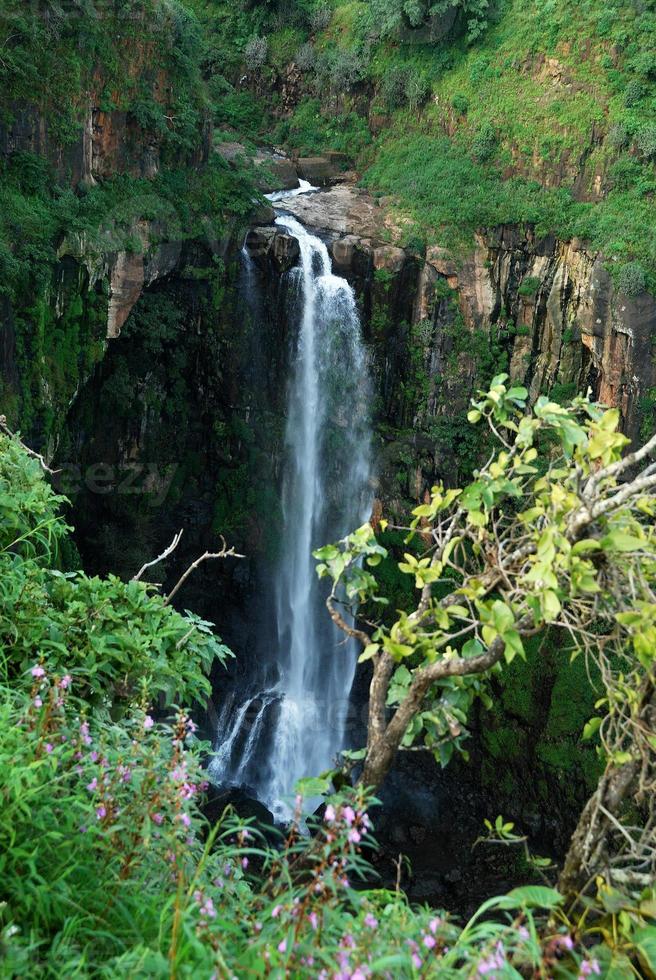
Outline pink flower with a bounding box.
[33,697,43,708]
[45,743,54,754]
[348,828,361,844]
[271,905,282,918]
[178,813,191,828]
[342,805,356,826]
[278,939,287,953]
[412,953,422,969]
[364,913,378,930]
[153,813,164,825]
[86,778,98,792]
[96,805,106,819]
[579,961,601,978]
[143,715,154,730]
[241,857,249,869]
[429,917,441,934]
[31,665,45,678]
[308,911,319,930]
[518,926,529,940]
[423,935,436,949]
[324,804,336,822]
[59,674,72,689]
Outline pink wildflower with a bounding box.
[31,665,45,678]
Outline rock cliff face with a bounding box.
[276,181,656,452]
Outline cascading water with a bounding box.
[210,192,372,819]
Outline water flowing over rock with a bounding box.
[210,206,372,819]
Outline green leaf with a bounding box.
[600,532,644,552]
[582,717,602,740]
[461,638,484,658]
[634,926,656,974]
[358,643,380,663]
[497,886,563,910]
[542,590,561,622]
[294,775,331,797]
[491,600,514,633]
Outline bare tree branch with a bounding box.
[0,415,61,476]
[164,536,245,606]
[132,529,184,582]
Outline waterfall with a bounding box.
[210,203,372,820]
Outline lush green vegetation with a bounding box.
[2,428,655,977]
[200,0,656,290]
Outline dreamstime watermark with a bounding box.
[53,461,177,507]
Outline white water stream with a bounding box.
[210,185,372,819]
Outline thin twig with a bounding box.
[0,415,61,475]
[164,536,245,606]
[132,529,184,582]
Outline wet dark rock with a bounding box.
[245,227,300,273]
[297,156,338,186]
[202,785,276,835]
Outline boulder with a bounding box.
[244,228,299,273]
[254,153,299,192]
[296,156,337,186]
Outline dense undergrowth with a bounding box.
[2,430,654,978]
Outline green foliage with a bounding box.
[471,121,498,162]
[618,260,647,296]
[518,276,542,298]
[367,0,494,43]
[274,98,370,155]
[0,434,231,711]
[0,0,207,151]
[318,377,656,791]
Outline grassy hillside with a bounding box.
[208,0,655,292]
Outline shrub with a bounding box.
[452,93,470,114]
[518,276,541,298]
[244,35,268,71]
[636,123,656,160]
[314,48,366,96]
[295,41,316,71]
[624,78,645,106]
[405,70,431,111]
[606,122,629,150]
[471,121,498,162]
[617,261,646,296]
[310,1,332,32]
[379,66,410,110]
